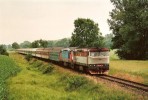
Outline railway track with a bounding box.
[97,75,148,92]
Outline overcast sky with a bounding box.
[0,0,114,44]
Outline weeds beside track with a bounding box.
[8,53,139,100]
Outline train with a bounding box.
[16,47,110,74]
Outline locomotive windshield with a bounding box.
[90,51,109,57]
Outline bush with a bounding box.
[29,59,54,74]
[3,52,9,56]
[0,45,9,56]
[25,54,32,61]
[42,64,54,74]
[66,75,88,91]
[33,61,43,68]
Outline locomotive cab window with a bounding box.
[100,51,109,56]
[90,51,109,57]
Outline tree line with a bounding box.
[1,34,112,50]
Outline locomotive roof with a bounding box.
[74,47,109,52]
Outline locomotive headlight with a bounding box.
[94,65,95,66]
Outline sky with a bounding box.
[0,0,114,45]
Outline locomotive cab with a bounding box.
[88,48,110,74]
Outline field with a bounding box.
[6,53,140,100]
[0,55,20,100]
[0,52,147,99]
[109,50,148,85]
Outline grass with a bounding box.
[7,53,139,100]
[109,50,148,84]
[109,49,119,60]
[0,55,20,100]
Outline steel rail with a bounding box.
[98,75,148,92]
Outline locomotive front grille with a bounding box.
[88,64,109,70]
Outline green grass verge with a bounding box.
[109,50,148,85]
[109,49,119,60]
[0,55,20,100]
[6,53,140,100]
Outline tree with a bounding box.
[47,41,54,47]
[108,0,148,60]
[31,40,39,48]
[20,41,31,48]
[70,18,104,47]
[104,33,113,49]
[31,39,48,48]
[0,45,9,56]
[7,44,13,50]
[39,39,48,48]
[12,42,20,49]
[55,38,70,47]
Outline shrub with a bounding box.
[33,61,43,68]
[28,59,54,74]
[42,64,54,74]
[66,75,88,91]
[0,45,9,56]
[26,67,30,70]
[3,52,9,56]
[25,54,32,61]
